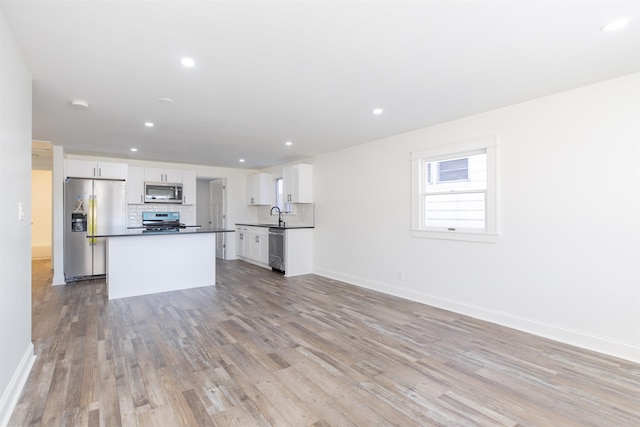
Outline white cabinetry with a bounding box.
[128,167,194,205]
[252,229,269,263]
[235,226,269,265]
[66,159,128,180]
[235,225,313,275]
[282,164,313,203]
[182,170,196,205]
[144,167,182,183]
[246,173,273,205]
[127,166,145,204]
[236,227,246,257]
[284,228,313,277]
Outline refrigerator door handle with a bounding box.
[88,196,97,245]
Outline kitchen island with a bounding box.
[89,227,234,299]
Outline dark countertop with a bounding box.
[87,227,235,238]
[235,223,315,230]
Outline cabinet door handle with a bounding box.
[93,167,96,177]
[98,168,102,177]
[140,195,143,203]
[239,234,243,240]
[256,236,259,243]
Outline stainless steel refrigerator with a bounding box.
[64,178,126,282]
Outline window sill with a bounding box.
[411,229,499,243]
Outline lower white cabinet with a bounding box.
[236,226,269,265]
[236,228,245,257]
[235,225,313,276]
[284,228,313,277]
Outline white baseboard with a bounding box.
[0,343,35,427]
[52,271,65,286]
[314,268,640,364]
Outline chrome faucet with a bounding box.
[270,206,284,228]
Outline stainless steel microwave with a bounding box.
[144,182,183,204]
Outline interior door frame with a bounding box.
[210,179,227,260]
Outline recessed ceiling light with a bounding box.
[180,57,195,67]
[239,158,245,163]
[158,97,174,105]
[145,122,154,127]
[130,148,138,152]
[601,18,631,32]
[373,108,383,115]
[285,141,293,146]
[70,99,89,110]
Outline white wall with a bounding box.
[312,73,640,362]
[0,8,35,426]
[31,170,52,259]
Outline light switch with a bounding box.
[18,202,24,220]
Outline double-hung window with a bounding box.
[275,178,292,213]
[412,136,498,242]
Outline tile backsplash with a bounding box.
[256,203,315,226]
[128,204,195,227]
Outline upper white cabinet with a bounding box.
[182,170,196,205]
[126,166,145,204]
[144,167,182,183]
[282,164,313,203]
[66,159,128,180]
[246,172,273,205]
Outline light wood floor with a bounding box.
[9,259,640,426]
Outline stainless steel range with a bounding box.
[142,212,181,232]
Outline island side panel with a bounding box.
[107,233,216,299]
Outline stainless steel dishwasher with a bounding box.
[269,227,285,273]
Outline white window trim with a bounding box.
[411,136,499,243]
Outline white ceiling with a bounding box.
[2,1,639,169]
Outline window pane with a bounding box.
[438,157,468,182]
[425,192,485,230]
[275,178,284,210]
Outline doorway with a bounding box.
[210,179,226,259]
[196,178,227,260]
[32,140,53,261]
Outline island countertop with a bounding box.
[87,227,235,238]
[235,223,314,229]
